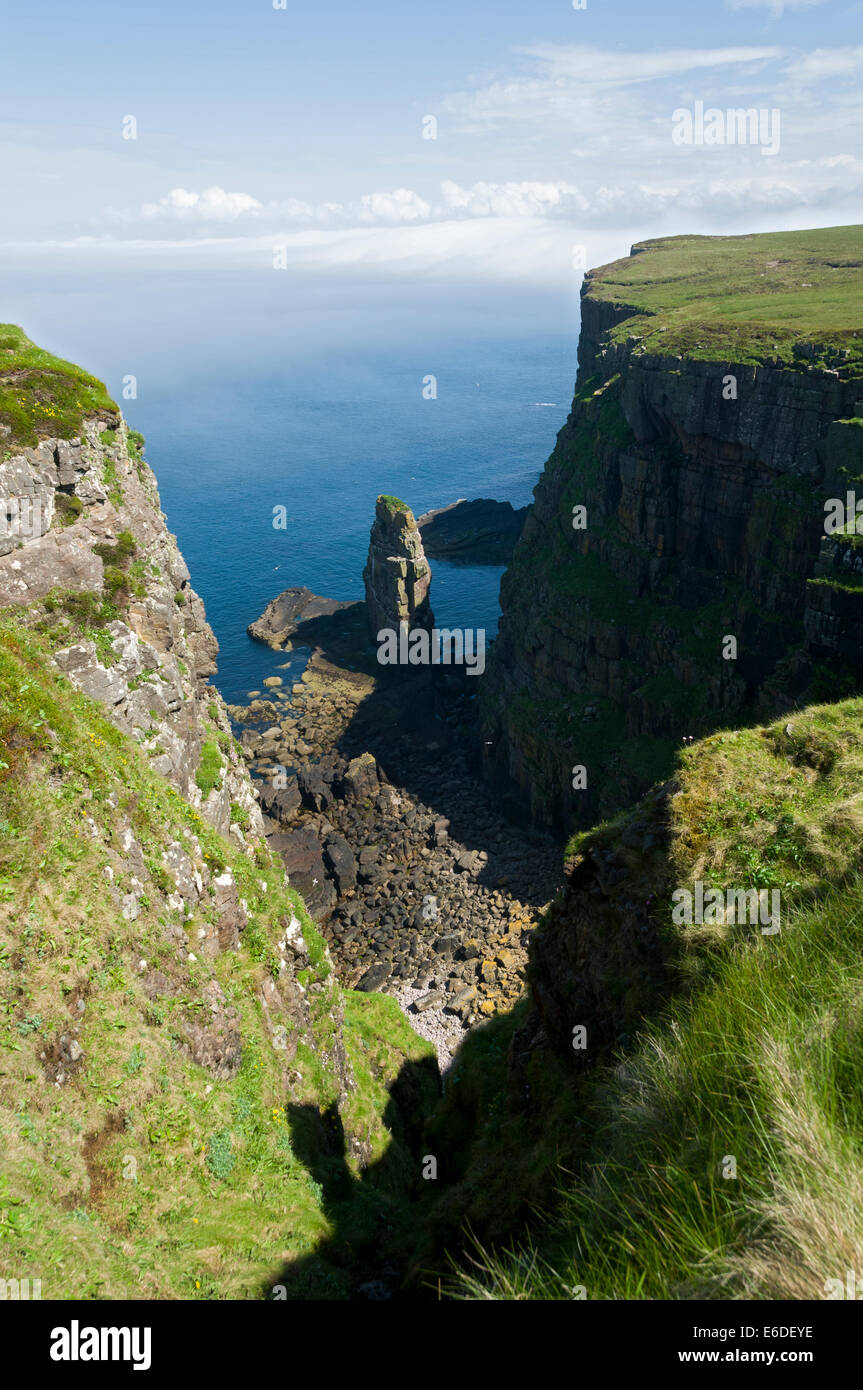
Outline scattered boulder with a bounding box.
[356,962,390,993]
[257,776,302,823]
[339,752,380,803]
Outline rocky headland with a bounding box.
[481,227,863,832]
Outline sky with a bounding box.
[1,0,861,297]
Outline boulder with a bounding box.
[268,826,337,919]
[339,752,380,803]
[248,586,358,648]
[323,833,357,894]
[257,775,302,823]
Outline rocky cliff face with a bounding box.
[363,494,433,639]
[0,331,438,1298]
[482,228,863,831]
[0,412,261,841]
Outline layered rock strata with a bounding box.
[363,494,433,640]
[482,231,863,831]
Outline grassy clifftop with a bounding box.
[584,224,863,370]
[0,324,118,452]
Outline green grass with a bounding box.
[0,608,435,1299]
[0,324,118,451]
[195,741,223,798]
[378,494,409,513]
[447,696,863,1299]
[586,225,863,371]
[454,876,863,1300]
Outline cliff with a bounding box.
[481,227,863,831]
[0,327,437,1299]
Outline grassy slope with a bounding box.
[0,324,119,452]
[0,608,435,1299]
[442,697,863,1299]
[586,224,863,370]
[5,316,862,1303]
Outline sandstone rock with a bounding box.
[54,643,126,705]
[482,236,863,833]
[248,586,359,647]
[414,989,445,1013]
[445,984,476,1014]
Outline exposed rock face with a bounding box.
[482,237,863,832]
[268,825,337,918]
[417,497,528,565]
[363,495,433,640]
[0,415,261,839]
[247,586,359,648]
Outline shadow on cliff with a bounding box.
[262,769,706,1301]
[264,1051,444,1300]
[266,599,560,910]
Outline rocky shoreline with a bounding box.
[229,581,561,1071]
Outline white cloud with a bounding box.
[106,184,433,231]
[516,44,784,86]
[140,186,263,221]
[784,46,863,81]
[11,40,860,289]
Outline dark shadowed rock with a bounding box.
[417,497,528,564]
[297,764,333,813]
[323,833,357,894]
[268,826,337,919]
[248,586,359,648]
[257,776,302,823]
[356,962,391,992]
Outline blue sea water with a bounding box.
[0,266,579,705]
[135,326,577,704]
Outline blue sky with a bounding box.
[1,0,860,291]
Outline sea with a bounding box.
[2,267,579,704]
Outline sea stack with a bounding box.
[363,494,433,640]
